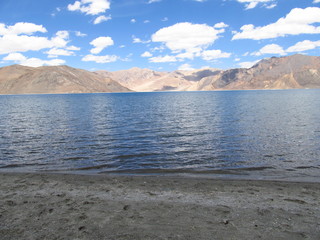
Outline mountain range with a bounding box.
[0,54,320,95]
[0,65,130,94]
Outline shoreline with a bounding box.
[1,172,319,239]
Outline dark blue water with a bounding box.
[1,90,320,181]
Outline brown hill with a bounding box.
[95,54,320,92]
[95,68,220,92]
[1,54,319,94]
[0,65,131,95]
[192,54,320,90]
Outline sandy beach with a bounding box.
[0,172,319,240]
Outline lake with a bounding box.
[1,90,320,181]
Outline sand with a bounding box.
[0,172,319,240]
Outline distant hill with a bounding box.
[96,54,320,92]
[1,54,320,95]
[94,68,220,92]
[0,65,131,95]
[193,54,320,91]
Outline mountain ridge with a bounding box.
[1,54,320,95]
[0,64,131,94]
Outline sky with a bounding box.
[0,0,320,72]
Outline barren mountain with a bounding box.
[95,67,167,91]
[0,65,131,94]
[192,54,320,90]
[95,67,220,92]
[96,54,320,92]
[1,54,319,95]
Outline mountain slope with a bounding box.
[95,68,220,92]
[1,54,319,94]
[193,54,320,90]
[96,54,320,92]
[0,65,131,94]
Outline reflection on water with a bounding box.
[1,90,320,181]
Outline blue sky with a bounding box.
[0,0,320,71]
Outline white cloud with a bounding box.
[286,40,320,52]
[68,0,111,15]
[93,15,111,24]
[149,55,177,63]
[55,30,69,39]
[3,52,26,62]
[132,36,150,44]
[82,54,118,63]
[0,23,76,56]
[214,22,229,29]
[238,60,260,68]
[130,19,136,23]
[201,49,231,60]
[0,30,69,55]
[89,36,114,54]
[0,22,47,36]
[147,0,162,3]
[314,0,320,3]
[253,44,286,56]
[75,31,87,37]
[141,51,152,57]
[66,45,81,51]
[176,51,195,60]
[178,63,194,71]
[0,35,53,54]
[266,3,276,9]
[46,48,75,58]
[3,52,65,67]
[237,0,277,10]
[152,22,225,53]
[233,7,320,40]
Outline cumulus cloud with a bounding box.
[93,15,111,24]
[201,49,231,60]
[82,54,118,63]
[0,35,52,54]
[178,63,194,71]
[252,44,286,56]
[0,29,69,55]
[68,0,110,15]
[286,40,320,52]
[0,23,81,65]
[141,51,152,57]
[149,22,230,64]
[149,55,177,63]
[152,22,224,53]
[0,22,47,36]
[250,40,320,57]
[233,7,320,40]
[3,52,65,67]
[89,36,114,54]
[214,22,229,29]
[237,0,277,10]
[314,0,320,3]
[46,48,76,58]
[132,36,150,44]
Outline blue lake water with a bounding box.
[1,90,320,181]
